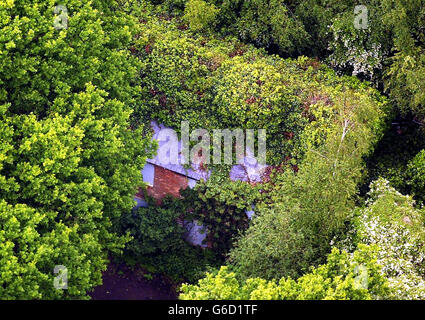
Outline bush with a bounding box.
[0,0,154,299]
[179,244,391,300]
[183,0,219,32]
[147,1,424,123]
[116,195,220,283]
[326,0,425,120]
[118,195,185,259]
[179,168,261,255]
[115,167,264,281]
[362,119,425,199]
[407,150,425,203]
[140,241,220,283]
[327,7,388,82]
[338,178,425,299]
[228,154,360,280]
[135,14,389,165]
[115,169,261,281]
[222,0,309,56]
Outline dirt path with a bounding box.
[89,263,177,300]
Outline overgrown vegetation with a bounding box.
[228,86,388,280]
[0,0,155,299]
[180,245,391,300]
[115,194,220,283]
[1,0,425,300]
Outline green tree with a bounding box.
[178,168,261,255]
[0,0,154,299]
[219,0,309,56]
[406,150,425,203]
[228,88,388,280]
[338,178,425,299]
[115,194,220,283]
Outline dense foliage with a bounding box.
[406,150,425,204]
[337,179,425,299]
[2,0,425,300]
[228,85,388,280]
[151,0,425,122]
[115,170,260,281]
[0,0,154,299]
[115,193,219,283]
[180,244,390,300]
[178,169,261,255]
[134,13,309,164]
[134,11,391,165]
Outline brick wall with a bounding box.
[149,165,189,199]
[136,164,189,201]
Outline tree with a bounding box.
[338,178,425,299]
[406,150,425,203]
[0,0,154,299]
[228,88,388,280]
[115,194,220,283]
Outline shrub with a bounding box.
[338,178,425,299]
[228,86,388,280]
[227,0,309,56]
[362,120,425,199]
[115,168,263,281]
[183,0,219,32]
[146,1,424,123]
[140,241,220,283]
[326,0,425,120]
[118,195,185,259]
[179,168,262,255]
[0,102,142,299]
[228,154,360,280]
[327,8,388,82]
[116,194,220,283]
[406,150,425,203]
[0,0,154,299]
[135,14,389,165]
[179,244,391,300]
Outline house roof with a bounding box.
[147,121,210,181]
[146,158,208,181]
[147,121,267,182]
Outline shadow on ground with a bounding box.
[89,263,177,300]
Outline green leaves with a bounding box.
[135,12,388,165]
[183,0,219,32]
[180,244,390,300]
[406,150,425,203]
[176,168,263,255]
[228,84,388,281]
[0,0,154,299]
[115,194,220,283]
[341,178,425,299]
